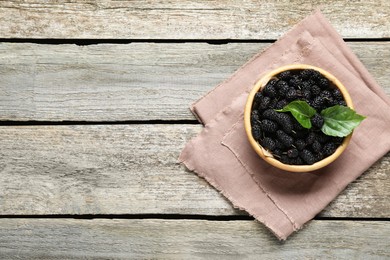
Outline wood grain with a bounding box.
[1,42,389,121]
[0,218,389,259]
[0,1,389,39]
[0,125,388,217]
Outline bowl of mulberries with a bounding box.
[244,64,365,172]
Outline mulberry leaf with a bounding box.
[321,105,366,137]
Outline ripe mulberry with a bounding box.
[251,110,260,125]
[332,88,343,100]
[275,99,288,110]
[258,96,271,110]
[311,113,324,129]
[289,76,302,88]
[261,137,276,151]
[252,93,263,109]
[287,148,299,158]
[276,80,289,97]
[312,140,322,153]
[301,89,312,100]
[260,119,278,132]
[295,139,306,151]
[262,109,293,133]
[263,81,278,98]
[317,77,329,89]
[278,71,292,80]
[311,70,322,81]
[300,69,313,80]
[311,85,321,96]
[337,100,347,106]
[252,124,262,141]
[323,142,338,156]
[300,149,316,165]
[286,88,298,100]
[276,130,294,147]
[317,132,330,144]
[305,132,317,145]
[311,96,325,111]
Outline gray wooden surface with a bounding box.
[1,0,389,39]
[0,125,389,218]
[0,0,389,258]
[0,42,389,121]
[1,219,389,259]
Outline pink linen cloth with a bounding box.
[179,10,390,240]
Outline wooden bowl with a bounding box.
[244,64,353,172]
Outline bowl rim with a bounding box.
[244,64,353,172]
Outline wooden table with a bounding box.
[1,1,389,258]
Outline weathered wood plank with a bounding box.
[1,42,389,121]
[0,125,388,217]
[0,218,388,259]
[0,1,389,39]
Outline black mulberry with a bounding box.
[292,157,304,165]
[317,77,329,89]
[305,132,317,145]
[268,98,279,109]
[332,88,343,100]
[300,69,313,80]
[293,126,309,139]
[310,70,322,81]
[273,148,283,157]
[301,89,312,100]
[276,80,289,97]
[278,71,292,80]
[317,132,330,144]
[262,109,279,121]
[330,136,344,144]
[274,139,286,150]
[262,109,293,134]
[276,130,294,147]
[286,88,298,100]
[252,124,262,141]
[300,149,316,165]
[289,76,302,88]
[280,155,292,164]
[252,93,263,109]
[260,119,278,132]
[311,85,321,96]
[311,113,324,129]
[312,140,322,154]
[258,96,271,110]
[261,137,276,151]
[323,142,338,156]
[295,139,306,151]
[337,100,347,106]
[311,96,325,111]
[315,152,325,162]
[263,81,278,98]
[275,99,288,110]
[320,90,332,100]
[287,148,299,158]
[251,110,260,123]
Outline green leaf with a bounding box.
[275,100,316,129]
[321,105,366,137]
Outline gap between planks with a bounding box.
[0,38,389,46]
[0,214,388,222]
